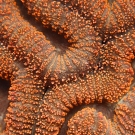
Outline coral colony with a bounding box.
[0,0,135,134]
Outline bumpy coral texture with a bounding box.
[0,0,135,134]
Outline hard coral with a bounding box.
[1,0,101,87]
[67,86,135,135]
[60,0,135,40]
[0,39,44,134]
[0,0,135,134]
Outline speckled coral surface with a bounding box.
[0,0,135,134]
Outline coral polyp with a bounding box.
[1,0,101,87]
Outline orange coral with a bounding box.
[58,0,135,40]
[1,0,100,87]
[5,69,44,134]
[21,0,135,40]
[67,107,114,135]
[67,86,135,135]
[0,0,135,134]
[35,61,134,134]
[0,2,44,133]
[0,36,44,135]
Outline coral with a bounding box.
[67,86,135,135]
[114,87,135,134]
[67,107,114,135]
[0,0,135,134]
[21,0,135,40]
[59,0,135,40]
[0,41,15,80]
[0,41,44,134]
[35,62,134,134]
[4,68,44,134]
[1,0,100,86]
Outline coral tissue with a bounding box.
[0,0,135,135]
